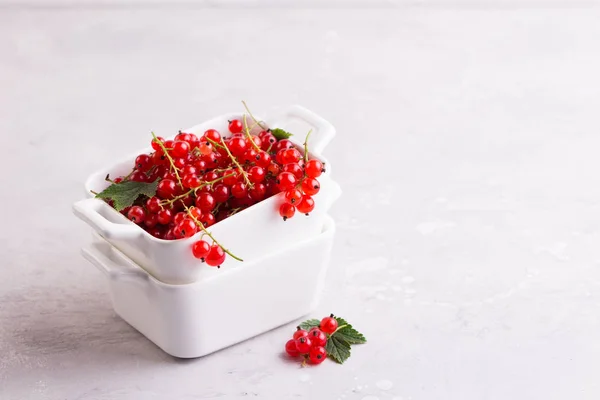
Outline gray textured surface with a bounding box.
[2,5,600,400]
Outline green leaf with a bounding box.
[95,179,159,211]
[326,334,351,364]
[299,319,320,331]
[270,128,293,140]
[331,317,367,344]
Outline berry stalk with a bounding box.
[151,131,183,188]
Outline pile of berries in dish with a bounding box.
[285,314,367,365]
[95,105,326,268]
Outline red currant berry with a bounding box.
[274,139,294,152]
[283,163,303,179]
[163,139,175,151]
[319,314,338,334]
[276,172,297,192]
[284,189,302,205]
[295,336,312,354]
[258,130,270,138]
[249,183,266,201]
[157,209,173,225]
[281,148,301,164]
[279,203,295,221]
[203,129,221,142]
[173,211,187,225]
[192,240,211,260]
[267,162,281,176]
[227,137,248,157]
[204,171,219,182]
[196,192,216,212]
[152,151,168,166]
[175,132,191,143]
[188,206,202,221]
[297,195,315,215]
[293,328,309,340]
[228,119,243,134]
[222,170,238,186]
[173,157,186,169]
[308,346,327,364]
[146,197,162,213]
[200,212,216,227]
[114,177,123,183]
[144,213,158,228]
[194,159,207,173]
[301,178,320,196]
[157,179,177,199]
[127,206,146,224]
[151,136,165,151]
[285,339,300,357]
[135,154,153,172]
[212,184,230,203]
[260,133,277,151]
[248,166,265,183]
[305,159,324,178]
[242,148,258,164]
[175,218,197,238]
[147,226,164,239]
[181,165,197,176]
[183,174,201,189]
[255,151,271,168]
[308,328,327,347]
[130,170,148,182]
[231,182,248,199]
[205,244,226,267]
[275,149,287,165]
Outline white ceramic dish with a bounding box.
[82,216,336,359]
[73,105,341,284]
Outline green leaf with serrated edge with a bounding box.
[270,128,293,140]
[95,179,159,211]
[299,319,320,331]
[326,334,351,364]
[331,317,367,344]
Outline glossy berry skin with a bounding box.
[173,157,186,169]
[181,165,197,176]
[308,346,327,364]
[130,170,148,183]
[276,172,297,192]
[255,151,271,168]
[135,154,153,172]
[227,137,247,157]
[171,140,190,158]
[301,178,320,196]
[281,148,302,164]
[192,240,211,260]
[183,174,201,189]
[297,195,315,215]
[157,179,177,199]
[175,218,197,238]
[284,189,302,205]
[283,163,303,179]
[146,196,162,213]
[212,184,230,203]
[279,203,296,221]
[157,209,173,225]
[249,183,266,202]
[242,148,258,164]
[127,206,146,224]
[293,328,309,340]
[248,166,265,183]
[267,162,281,176]
[228,119,243,134]
[295,336,312,354]
[285,339,300,357]
[200,212,216,227]
[274,139,294,152]
[198,142,212,155]
[144,213,158,228]
[231,182,248,199]
[151,136,165,151]
[320,315,338,334]
[205,244,226,267]
[196,192,216,212]
[260,133,276,151]
[204,129,221,143]
[308,328,327,347]
[173,211,187,225]
[305,159,324,178]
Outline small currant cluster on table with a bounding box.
[285,314,366,365]
[95,103,326,268]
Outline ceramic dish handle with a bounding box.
[270,105,335,154]
[73,198,142,240]
[81,243,148,281]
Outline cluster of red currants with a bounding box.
[284,315,338,365]
[107,117,325,268]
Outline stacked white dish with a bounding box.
[73,106,341,358]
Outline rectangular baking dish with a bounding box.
[81,215,336,359]
[73,105,341,284]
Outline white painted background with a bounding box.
[2,1,600,400]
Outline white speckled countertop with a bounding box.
[2,3,600,400]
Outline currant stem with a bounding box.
[219,138,253,187]
[182,204,243,262]
[151,131,183,188]
[243,114,262,152]
[159,173,235,207]
[303,129,313,164]
[242,100,268,131]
